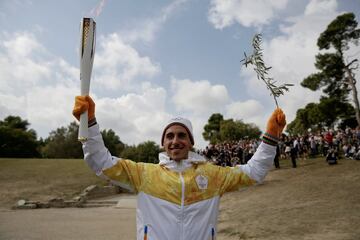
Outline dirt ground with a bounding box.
[1,157,359,240]
[217,157,360,240]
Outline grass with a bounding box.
[217,155,360,240]
[0,158,107,208]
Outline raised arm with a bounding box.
[237,108,286,183]
[72,96,113,176]
[72,95,143,192]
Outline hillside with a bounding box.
[217,157,360,239]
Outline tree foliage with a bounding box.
[300,12,360,127]
[0,116,162,162]
[220,119,261,142]
[120,141,160,163]
[203,114,261,144]
[317,12,360,52]
[41,123,126,159]
[302,53,348,99]
[41,122,83,158]
[0,116,40,158]
[202,113,224,144]
[286,98,355,135]
[101,129,125,156]
[136,141,160,164]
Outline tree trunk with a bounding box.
[345,66,360,127]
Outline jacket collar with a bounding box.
[158,151,207,172]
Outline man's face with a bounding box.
[163,125,192,161]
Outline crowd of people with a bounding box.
[200,139,260,167]
[200,126,360,167]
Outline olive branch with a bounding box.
[241,34,293,108]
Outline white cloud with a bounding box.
[304,0,337,16]
[25,85,78,137]
[208,0,288,29]
[0,93,25,119]
[0,32,51,93]
[0,30,171,146]
[239,0,342,127]
[169,77,235,148]
[225,99,265,127]
[95,82,171,145]
[92,0,190,92]
[171,77,230,115]
[121,0,189,43]
[94,33,161,91]
[0,31,80,137]
[0,30,169,144]
[3,31,43,57]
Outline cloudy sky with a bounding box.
[1,0,359,148]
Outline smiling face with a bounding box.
[163,124,193,161]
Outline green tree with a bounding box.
[301,12,360,126]
[0,116,40,158]
[0,115,30,130]
[120,141,160,163]
[317,97,355,127]
[41,122,82,158]
[203,114,262,143]
[42,122,125,159]
[136,141,160,163]
[202,113,224,144]
[120,145,138,161]
[101,129,125,156]
[286,99,355,135]
[219,119,239,141]
[219,119,261,141]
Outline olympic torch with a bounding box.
[78,17,96,142]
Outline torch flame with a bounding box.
[89,0,107,18]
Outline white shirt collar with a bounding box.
[158,151,207,172]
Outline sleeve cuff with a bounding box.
[88,118,97,128]
[261,132,279,146]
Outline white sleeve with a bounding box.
[236,142,276,183]
[82,124,118,176]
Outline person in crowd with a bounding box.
[326,147,338,165]
[274,145,280,169]
[309,136,317,157]
[290,141,297,168]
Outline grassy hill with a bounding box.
[0,158,107,207]
[217,157,360,240]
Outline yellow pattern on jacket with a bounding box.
[103,160,255,206]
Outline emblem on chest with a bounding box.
[195,175,208,190]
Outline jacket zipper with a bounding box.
[179,172,185,240]
[143,225,148,240]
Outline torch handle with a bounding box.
[78,111,89,142]
[78,17,96,142]
[78,77,90,142]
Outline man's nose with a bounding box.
[172,134,181,143]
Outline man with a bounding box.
[73,95,286,240]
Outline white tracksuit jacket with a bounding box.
[83,124,276,240]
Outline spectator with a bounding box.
[290,144,297,168]
[326,148,338,165]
